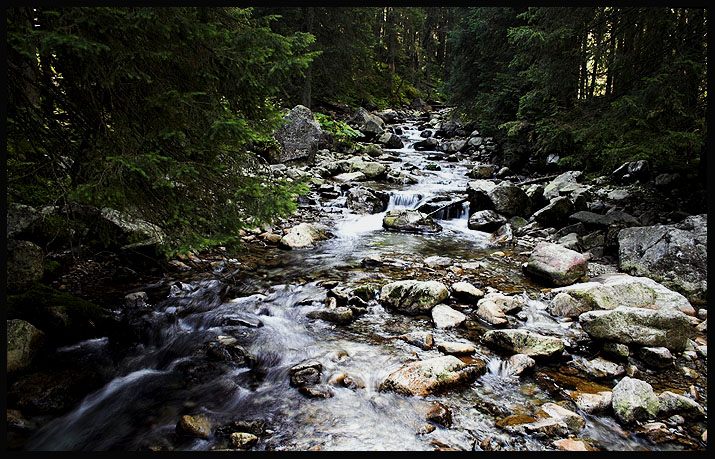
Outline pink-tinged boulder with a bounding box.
[525,242,587,286]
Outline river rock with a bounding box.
[475,292,522,326]
[543,171,583,200]
[482,329,565,358]
[536,403,585,433]
[289,360,322,387]
[414,137,440,151]
[636,346,673,369]
[379,355,486,396]
[6,239,44,293]
[487,182,531,217]
[333,171,367,182]
[490,223,515,245]
[345,157,387,179]
[569,209,639,228]
[533,196,575,228]
[508,354,536,375]
[426,402,453,427]
[7,319,45,373]
[176,415,212,439]
[579,307,691,352]
[378,131,403,149]
[571,356,625,379]
[574,391,612,414]
[383,210,442,233]
[450,281,484,303]
[524,242,587,286]
[611,376,660,425]
[298,385,334,398]
[230,432,258,449]
[551,273,695,316]
[380,280,448,315]
[553,439,592,451]
[279,223,331,249]
[657,391,705,419]
[7,203,42,239]
[468,210,506,232]
[431,304,467,329]
[350,107,385,139]
[397,331,434,350]
[548,292,591,318]
[618,214,707,304]
[307,306,353,325]
[346,187,388,214]
[271,105,324,164]
[437,341,475,355]
[424,255,452,268]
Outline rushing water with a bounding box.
[25,115,688,451]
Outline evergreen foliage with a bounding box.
[7,7,313,254]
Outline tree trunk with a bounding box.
[300,7,315,109]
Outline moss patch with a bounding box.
[6,283,111,345]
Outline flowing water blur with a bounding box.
[26,116,663,451]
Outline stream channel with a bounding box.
[25,115,686,451]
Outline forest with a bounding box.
[5,6,709,452]
[7,6,707,254]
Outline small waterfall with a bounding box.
[386,191,429,210]
[431,200,469,221]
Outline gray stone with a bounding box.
[431,304,467,329]
[579,306,691,352]
[572,356,625,379]
[637,346,673,369]
[450,281,484,303]
[508,354,536,375]
[574,391,612,414]
[482,329,565,358]
[611,377,660,424]
[475,292,523,326]
[7,319,45,373]
[379,280,449,315]
[552,273,695,316]
[7,239,44,293]
[346,187,388,214]
[397,331,434,350]
[618,214,707,304]
[533,196,575,228]
[657,391,705,419]
[468,210,506,232]
[307,307,353,325]
[271,105,324,164]
[382,210,442,233]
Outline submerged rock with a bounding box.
[176,415,212,439]
[379,355,486,396]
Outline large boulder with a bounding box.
[345,156,387,179]
[279,223,331,249]
[466,180,530,217]
[379,355,486,396]
[481,329,565,358]
[377,131,404,149]
[7,319,45,373]
[99,207,165,250]
[350,107,385,139]
[551,273,695,317]
[618,214,707,304]
[379,280,449,315]
[532,196,575,228]
[346,187,388,214]
[524,242,587,286]
[7,203,42,239]
[611,377,660,425]
[6,240,44,293]
[543,171,584,200]
[271,105,324,164]
[578,306,691,352]
[382,210,442,233]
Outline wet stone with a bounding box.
[396,331,434,350]
[230,432,258,449]
[289,360,322,387]
[637,346,674,369]
[176,415,211,439]
[298,385,334,398]
[426,402,453,427]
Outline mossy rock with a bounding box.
[6,283,111,345]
